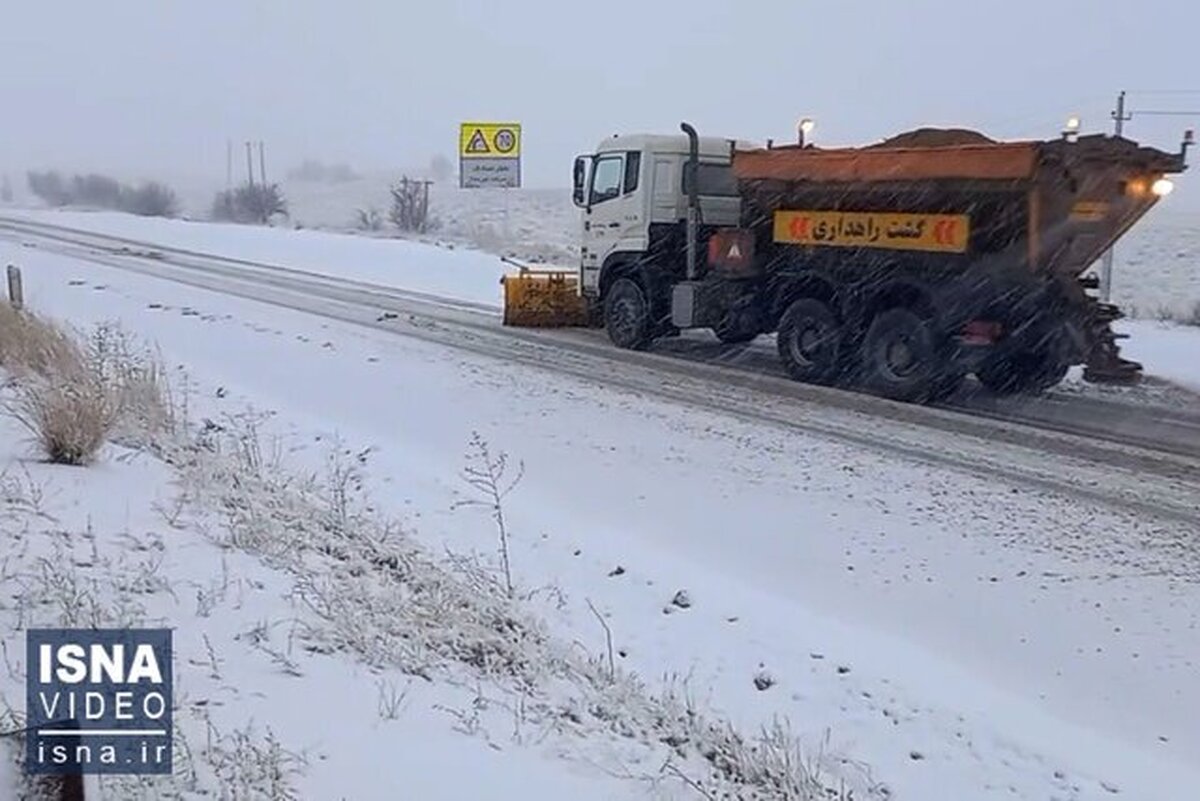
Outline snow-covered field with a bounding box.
[3,172,581,266]
[1113,209,1200,322]
[1,212,1199,799]
[1117,319,1200,392]
[275,176,579,265]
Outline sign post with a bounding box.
[459,121,521,243]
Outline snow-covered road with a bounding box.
[4,213,1198,493]
[3,213,1200,798]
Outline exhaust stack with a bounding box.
[680,122,700,281]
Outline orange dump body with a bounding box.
[732,130,1186,279]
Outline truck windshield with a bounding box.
[683,163,738,197]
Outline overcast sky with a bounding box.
[2,0,1195,203]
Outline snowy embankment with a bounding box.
[1,220,1199,799]
[0,323,854,799]
[2,416,839,800]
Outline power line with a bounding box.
[1129,110,1200,117]
[1124,89,1200,96]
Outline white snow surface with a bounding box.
[1117,319,1200,392]
[0,413,651,800]
[5,208,513,308]
[0,740,17,798]
[1,216,1199,798]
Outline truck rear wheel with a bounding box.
[604,278,652,350]
[861,308,938,402]
[976,352,1068,395]
[976,323,1071,395]
[777,298,843,385]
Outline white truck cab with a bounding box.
[572,133,745,297]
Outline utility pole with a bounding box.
[1099,91,1132,302]
[1113,90,1130,137]
[258,141,267,187]
[421,179,433,233]
[245,141,255,189]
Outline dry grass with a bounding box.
[0,306,169,465]
[0,303,80,379]
[7,372,121,465]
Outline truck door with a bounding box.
[583,151,648,289]
[651,157,679,223]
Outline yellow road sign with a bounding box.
[459,122,522,159]
[773,210,970,254]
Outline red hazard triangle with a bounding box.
[466,129,490,154]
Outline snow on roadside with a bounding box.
[0,326,869,797]
[5,208,512,308]
[1,405,821,800]
[1116,319,1200,392]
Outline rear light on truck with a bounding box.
[961,320,1002,345]
[707,229,756,275]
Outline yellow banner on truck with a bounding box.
[774,210,970,254]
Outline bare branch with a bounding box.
[585,599,615,683]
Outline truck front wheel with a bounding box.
[604,278,652,350]
[861,308,938,402]
[777,298,843,385]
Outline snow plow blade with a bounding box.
[500,266,589,327]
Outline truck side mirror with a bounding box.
[572,156,588,208]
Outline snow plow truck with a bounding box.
[503,122,1190,402]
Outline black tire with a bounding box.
[860,308,938,402]
[776,298,843,385]
[977,352,1069,395]
[604,278,652,350]
[714,323,759,345]
[714,297,762,344]
[976,321,1071,395]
